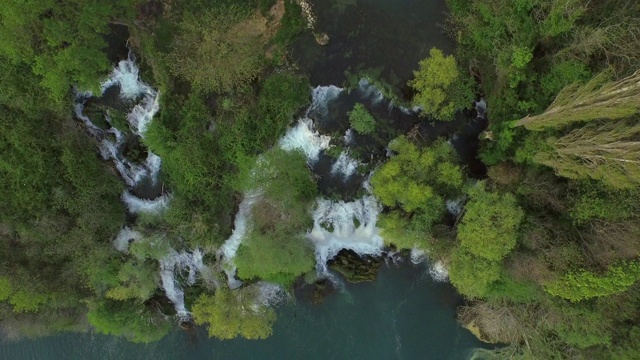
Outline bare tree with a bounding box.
[515,70,640,130]
[534,120,640,187]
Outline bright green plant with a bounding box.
[192,287,276,340]
[457,182,524,261]
[348,103,376,134]
[545,261,640,302]
[408,48,471,120]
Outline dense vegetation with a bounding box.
[426,0,640,358]
[1,0,640,358]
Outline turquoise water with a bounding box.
[0,263,486,359]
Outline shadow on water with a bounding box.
[293,0,454,92]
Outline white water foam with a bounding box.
[429,260,449,282]
[278,118,331,162]
[122,191,170,214]
[446,197,465,217]
[159,248,208,317]
[330,151,360,180]
[410,248,427,265]
[343,128,355,145]
[358,78,384,104]
[251,282,287,312]
[218,192,261,289]
[113,226,143,253]
[308,195,384,276]
[307,85,343,116]
[101,55,154,101]
[128,92,160,137]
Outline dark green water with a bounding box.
[0,263,486,360]
[294,0,454,92]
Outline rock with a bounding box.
[328,249,382,283]
[314,32,330,45]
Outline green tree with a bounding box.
[166,6,267,93]
[448,249,502,298]
[0,0,141,105]
[408,48,471,120]
[372,136,464,250]
[545,261,640,302]
[348,103,376,134]
[533,120,640,188]
[87,298,170,343]
[457,182,524,261]
[192,287,276,340]
[235,149,316,284]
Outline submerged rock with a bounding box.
[314,32,330,45]
[328,249,382,283]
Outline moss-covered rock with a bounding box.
[328,249,382,283]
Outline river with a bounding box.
[0,262,486,360]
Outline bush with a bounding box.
[348,103,376,134]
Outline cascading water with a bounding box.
[219,86,337,287]
[358,78,384,104]
[83,55,216,317]
[74,53,166,213]
[330,151,360,180]
[221,81,455,287]
[278,118,331,161]
[308,195,384,276]
[218,192,261,289]
[159,248,206,318]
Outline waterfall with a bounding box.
[307,85,343,116]
[250,282,287,312]
[75,55,166,214]
[330,151,360,180]
[446,197,465,217]
[278,118,331,162]
[100,54,155,101]
[343,128,355,145]
[309,195,384,275]
[121,191,170,214]
[159,248,207,318]
[474,98,487,119]
[410,248,427,265]
[128,92,160,137]
[218,192,261,289]
[358,78,384,104]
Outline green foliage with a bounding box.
[372,136,463,212]
[166,6,267,93]
[551,304,612,349]
[257,72,311,143]
[273,1,306,46]
[348,103,376,134]
[105,260,158,302]
[540,60,591,102]
[192,287,276,340]
[568,182,637,225]
[372,137,464,251]
[0,0,141,106]
[408,48,472,120]
[545,261,640,302]
[235,149,316,284]
[449,249,502,298]
[87,298,170,343]
[457,182,524,261]
[378,212,427,250]
[0,277,12,301]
